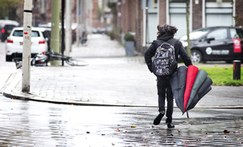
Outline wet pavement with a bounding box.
[1,34,243,146]
[1,95,243,146]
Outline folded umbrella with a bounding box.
[184,65,199,112]
[198,85,212,100]
[198,77,213,99]
[186,70,208,110]
[171,65,213,115]
[170,66,187,113]
[187,76,213,111]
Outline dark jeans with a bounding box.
[157,76,174,123]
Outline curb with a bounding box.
[3,90,156,107]
[4,89,243,109]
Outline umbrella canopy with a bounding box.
[170,66,187,113]
[186,70,208,110]
[186,77,213,111]
[197,77,213,99]
[170,66,213,114]
[184,65,199,111]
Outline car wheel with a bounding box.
[191,50,202,63]
[6,55,12,62]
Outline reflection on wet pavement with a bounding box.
[0,96,243,146]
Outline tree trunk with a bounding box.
[186,0,191,56]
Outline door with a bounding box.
[200,28,230,60]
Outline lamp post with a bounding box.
[22,0,33,93]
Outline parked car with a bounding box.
[180,26,243,63]
[5,27,48,62]
[0,20,19,42]
[38,27,51,52]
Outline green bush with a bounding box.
[108,31,115,40]
[124,32,135,41]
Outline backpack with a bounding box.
[152,40,177,76]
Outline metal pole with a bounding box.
[22,0,33,93]
[65,0,72,55]
[186,0,191,56]
[145,0,149,46]
[61,0,65,66]
[76,0,80,46]
[233,60,241,80]
[80,0,84,43]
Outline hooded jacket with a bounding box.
[144,32,192,73]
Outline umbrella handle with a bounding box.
[186,112,189,118]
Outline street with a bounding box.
[0,95,243,146]
[1,36,243,146]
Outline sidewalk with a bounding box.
[3,34,243,108]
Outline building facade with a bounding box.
[116,0,243,53]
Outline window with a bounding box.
[13,30,23,37]
[206,0,232,2]
[230,29,238,38]
[13,30,40,37]
[31,31,40,37]
[236,28,243,39]
[153,0,158,8]
[207,29,227,40]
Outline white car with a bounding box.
[5,27,48,62]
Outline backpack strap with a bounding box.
[167,38,179,61]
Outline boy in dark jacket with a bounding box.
[144,24,192,128]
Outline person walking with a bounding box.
[144,24,192,128]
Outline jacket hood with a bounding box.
[157,33,174,41]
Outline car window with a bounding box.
[13,30,23,37]
[4,25,16,30]
[12,30,40,37]
[230,29,238,38]
[31,31,40,37]
[207,28,227,40]
[42,30,51,39]
[180,31,208,40]
[235,28,243,39]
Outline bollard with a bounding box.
[233,60,241,80]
